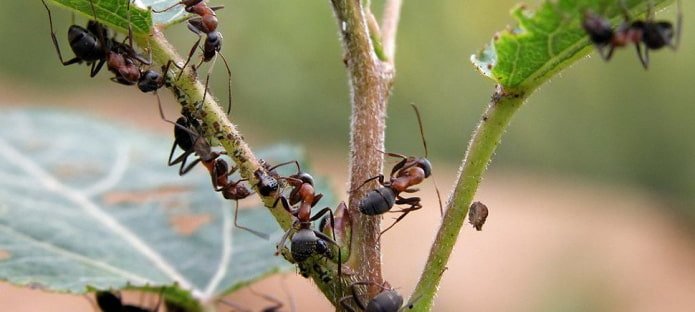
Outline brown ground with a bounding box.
[2,81,695,311]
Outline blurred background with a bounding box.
[1,0,694,311]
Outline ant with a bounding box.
[211,158,269,239]
[41,0,111,77]
[95,290,161,312]
[352,104,442,235]
[165,112,225,176]
[153,0,233,114]
[582,0,682,69]
[271,161,339,264]
[42,0,149,77]
[339,281,416,312]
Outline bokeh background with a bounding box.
[1,0,694,311]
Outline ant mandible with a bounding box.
[352,104,443,235]
[582,0,682,69]
[339,281,417,312]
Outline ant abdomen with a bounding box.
[359,187,396,216]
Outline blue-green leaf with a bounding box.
[0,109,302,301]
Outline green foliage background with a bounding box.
[1,0,693,216]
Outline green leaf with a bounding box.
[471,0,674,91]
[47,0,152,34]
[0,109,317,302]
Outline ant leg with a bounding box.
[311,193,324,207]
[218,52,234,115]
[275,227,294,256]
[272,196,293,215]
[673,0,682,49]
[635,43,649,69]
[347,282,368,311]
[268,160,302,174]
[178,22,204,80]
[201,52,218,107]
[310,208,342,279]
[41,0,80,66]
[350,174,386,193]
[210,5,225,11]
[339,296,359,312]
[90,59,107,77]
[151,0,184,13]
[233,200,269,239]
[249,287,283,311]
[389,157,409,177]
[381,198,422,235]
[180,157,202,175]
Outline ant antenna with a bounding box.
[410,104,444,216]
[675,0,682,49]
[218,52,234,115]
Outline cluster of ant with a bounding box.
[40,0,484,310]
[582,0,682,69]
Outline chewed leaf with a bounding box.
[471,0,674,91]
[47,0,152,34]
[0,109,309,301]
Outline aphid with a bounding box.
[352,104,442,235]
[582,0,682,69]
[468,201,489,231]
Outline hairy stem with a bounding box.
[411,86,524,311]
[330,0,398,303]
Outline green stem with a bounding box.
[134,29,346,304]
[411,86,525,311]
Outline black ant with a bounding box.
[582,0,682,69]
[95,290,161,312]
[41,0,112,77]
[339,281,416,312]
[153,0,233,114]
[352,104,443,235]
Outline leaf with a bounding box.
[0,109,326,303]
[47,0,152,34]
[140,0,191,26]
[471,0,674,91]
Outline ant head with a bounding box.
[138,70,163,93]
[293,172,315,186]
[213,159,229,177]
[205,32,222,52]
[417,158,432,178]
[291,229,320,262]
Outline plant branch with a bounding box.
[381,0,402,63]
[330,0,399,302]
[410,86,524,311]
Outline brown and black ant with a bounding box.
[339,281,417,312]
[95,290,161,312]
[153,0,233,114]
[352,104,443,235]
[210,158,269,239]
[271,161,339,265]
[582,0,682,69]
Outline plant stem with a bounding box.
[330,0,399,303]
[411,86,524,311]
